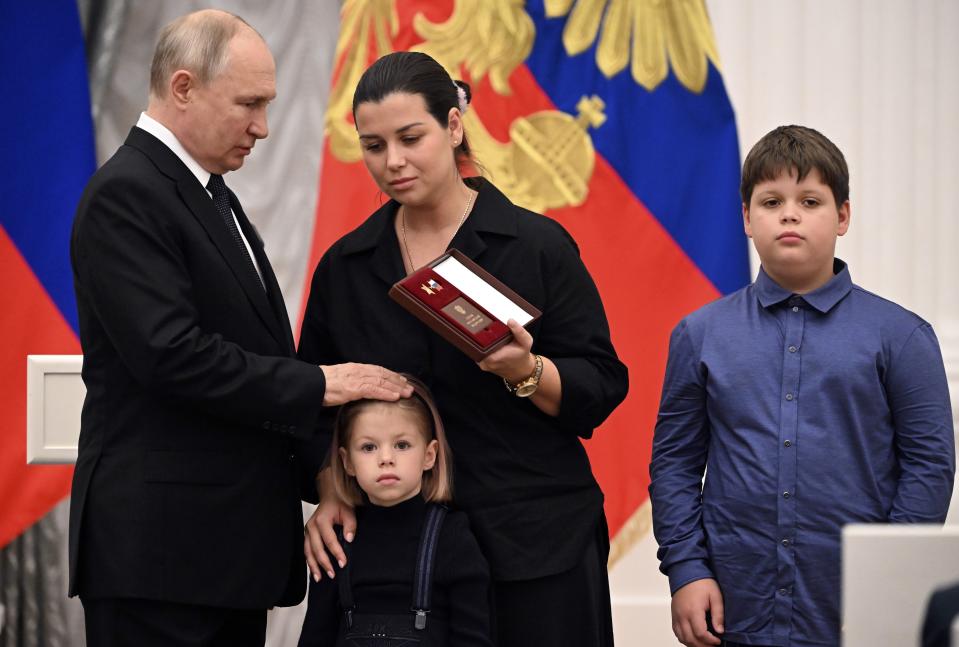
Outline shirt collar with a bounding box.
[340,176,517,256]
[755,258,852,313]
[136,112,212,191]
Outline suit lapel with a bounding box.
[233,197,296,353]
[179,179,289,350]
[125,127,289,351]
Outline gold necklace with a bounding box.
[401,190,475,272]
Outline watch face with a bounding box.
[516,382,538,397]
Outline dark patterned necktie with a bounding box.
[206,174,265,292]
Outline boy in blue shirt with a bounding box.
[650,125,955,647]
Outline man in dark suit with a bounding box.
[68,10,410,646]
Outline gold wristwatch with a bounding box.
[504,354,543,398]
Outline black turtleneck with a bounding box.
[298,495,493,646]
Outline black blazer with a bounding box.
[68,127,326,609]
[298,178,628,581]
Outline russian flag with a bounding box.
[0,0,95,548]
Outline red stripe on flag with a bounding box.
[0,226,77,548]
[548,155,719,536]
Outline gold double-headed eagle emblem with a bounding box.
[325,0,721,214]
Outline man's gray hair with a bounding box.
[149,10,256,98]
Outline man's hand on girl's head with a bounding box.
[319,363,413,406]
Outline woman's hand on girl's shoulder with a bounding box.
[304,469,357,582]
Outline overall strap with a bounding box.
[412,503,448,630]
[335,527,356,628]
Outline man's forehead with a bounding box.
[222,30,274,73]
[216,52,276,97]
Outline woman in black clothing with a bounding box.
[298,379,491,646]
[300,51,628,647]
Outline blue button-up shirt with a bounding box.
[650,261,955,646]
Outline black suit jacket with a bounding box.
[298,178,628,581]
[68,126,325,609]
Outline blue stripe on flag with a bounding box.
[0,0,96,333]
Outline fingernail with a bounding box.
[338,559,345,568]
[345,532,354,542]
[313,572,320,583]
[327,570,334,579]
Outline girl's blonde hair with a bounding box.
[330,375,453,506]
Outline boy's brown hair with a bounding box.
[330,376,453,506]
[741,125,849,207]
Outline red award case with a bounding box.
[388,249,542,361]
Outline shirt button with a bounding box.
[778,588,789,595]
[782,538,791,547]
[783,491,791,499]
[784,440,792,447]
[792,306,799,313]
[785,393,794,401]
[788,345,797,353]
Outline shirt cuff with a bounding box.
[667,560,715,595]
[552,356,606,436]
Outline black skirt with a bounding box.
[491,514,614,647]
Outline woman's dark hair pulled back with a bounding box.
[352,51,473,161]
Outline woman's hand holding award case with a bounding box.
[388,249,542,361]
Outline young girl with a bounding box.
[298,377,493,647]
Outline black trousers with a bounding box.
[81,597,267,647]
[492,515,614,647]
